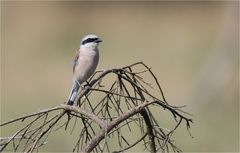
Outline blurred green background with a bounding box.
[1,1,239,152]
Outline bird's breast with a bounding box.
[73,49,99,84]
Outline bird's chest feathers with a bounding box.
[73,49,99,83]
[77,50,98,65]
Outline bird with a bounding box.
[67,34,102,105]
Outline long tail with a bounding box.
[67,80,80,105]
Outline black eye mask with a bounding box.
[81,38,99,45]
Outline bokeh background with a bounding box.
[1,1,239,152]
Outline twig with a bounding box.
[117,132,148,152]
[0,106,62,126]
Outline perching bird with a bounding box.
[67,34,102,105]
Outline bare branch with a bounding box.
[117,132,148,152]
[1,62,192,152]
[82,99,166,152]
[0,106,62,126]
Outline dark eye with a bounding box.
[82,38,98,45]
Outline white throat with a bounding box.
[80,42,99,50]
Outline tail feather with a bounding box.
[67,81,80,105]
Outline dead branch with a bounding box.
[1,62,193,153]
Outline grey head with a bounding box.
[80,34,102,49]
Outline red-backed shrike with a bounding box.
[67,34,102,105]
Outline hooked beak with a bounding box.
[95,38,102,43]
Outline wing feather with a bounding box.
[73,49,80,73]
